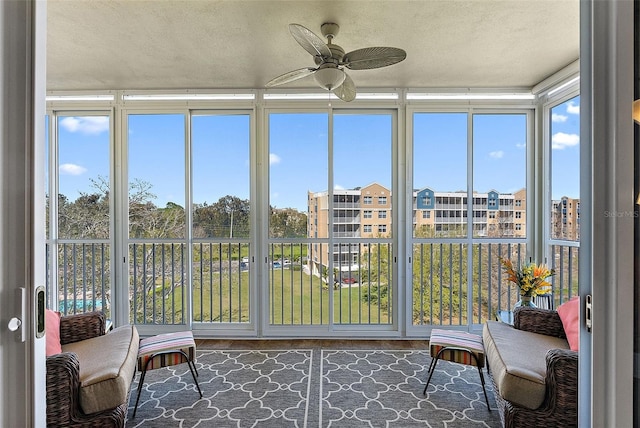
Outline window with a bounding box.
[378,196,387,205]
[422,211,430,219]
[378,225,387,233]
[192,114,250,239]
[515,212,522,219]
[489,212,496,219]
[550,96,580,242]
[515,199,522,207]
[473,114,527,238]
[363,225,372,233]
[378,210,387,219]
[363,196,373,204]
[364,210,373,219]
[128,114,186,239]
[270,113,325,239]
[413,113,467,238]
[54,114,112,317]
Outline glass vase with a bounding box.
[514,295,537,310]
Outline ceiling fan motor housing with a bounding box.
[320,22,340,39]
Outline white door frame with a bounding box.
[0,0,47,426]
[582,0,635,427]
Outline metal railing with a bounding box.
[48,239,579,332]
[412,241,579,326]
[268,241,393,325]
[46,242,111,318]
[192,242,250,323]
[129,242,186,325]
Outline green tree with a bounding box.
[269,207,307,238]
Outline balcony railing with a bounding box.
[48,239,579,333]
[412,241,579,326]
[47,242,111,318]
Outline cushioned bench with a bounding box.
[483,320,568,409]
[482,306,579,428]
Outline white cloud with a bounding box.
[552,113,568,123]
[334,184,345,190]
[489,150,504,159]
[60,116,109,135]
[516,143,526,149]
[269,153,281,165]
[552,132,580,149]
[566,101,580,115]
[60,163,87,175]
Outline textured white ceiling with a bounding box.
[46,0,580,92]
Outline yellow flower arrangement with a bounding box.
[499,257,554,297]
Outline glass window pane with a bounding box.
[192,114,250,238]
[550,96,580,241]
[57,115,110,239]
[128,114,185,239]
[334,113,392,239]
[473,114,527,238]
[269,113,327,238]
[413,113,467,238]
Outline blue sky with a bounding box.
[54,96,580,210]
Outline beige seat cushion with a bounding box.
[62,325,139,414]
[483,321,569,410]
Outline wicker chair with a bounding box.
[46,311,129,427]
[488,307,578,428]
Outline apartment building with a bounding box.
[551,196,581,241]
[307,184,529,276]
[414,187,527,237]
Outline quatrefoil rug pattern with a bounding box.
[127,349,312,428]
[320,349,499,427]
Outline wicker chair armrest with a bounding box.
[46,351,128,427]
[46,352,81,425]
[59,311,106,345]
[513,307,566,338]
[543,348,578,421]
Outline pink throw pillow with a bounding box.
[45,309,62,356]
[557,297,579,351]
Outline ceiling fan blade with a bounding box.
[342,47,407,70]
[333,72,356,102]
[265,67,316,87]
[289,23,332,59]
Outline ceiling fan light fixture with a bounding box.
[314,67,345,91]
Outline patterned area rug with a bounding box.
[126,349,500,427]
[127,349,312,427]
[321,350,500,427]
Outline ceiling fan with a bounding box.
[265,23,407,102]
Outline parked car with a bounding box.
[340,276,358,284]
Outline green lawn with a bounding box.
[135,268,391,325]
